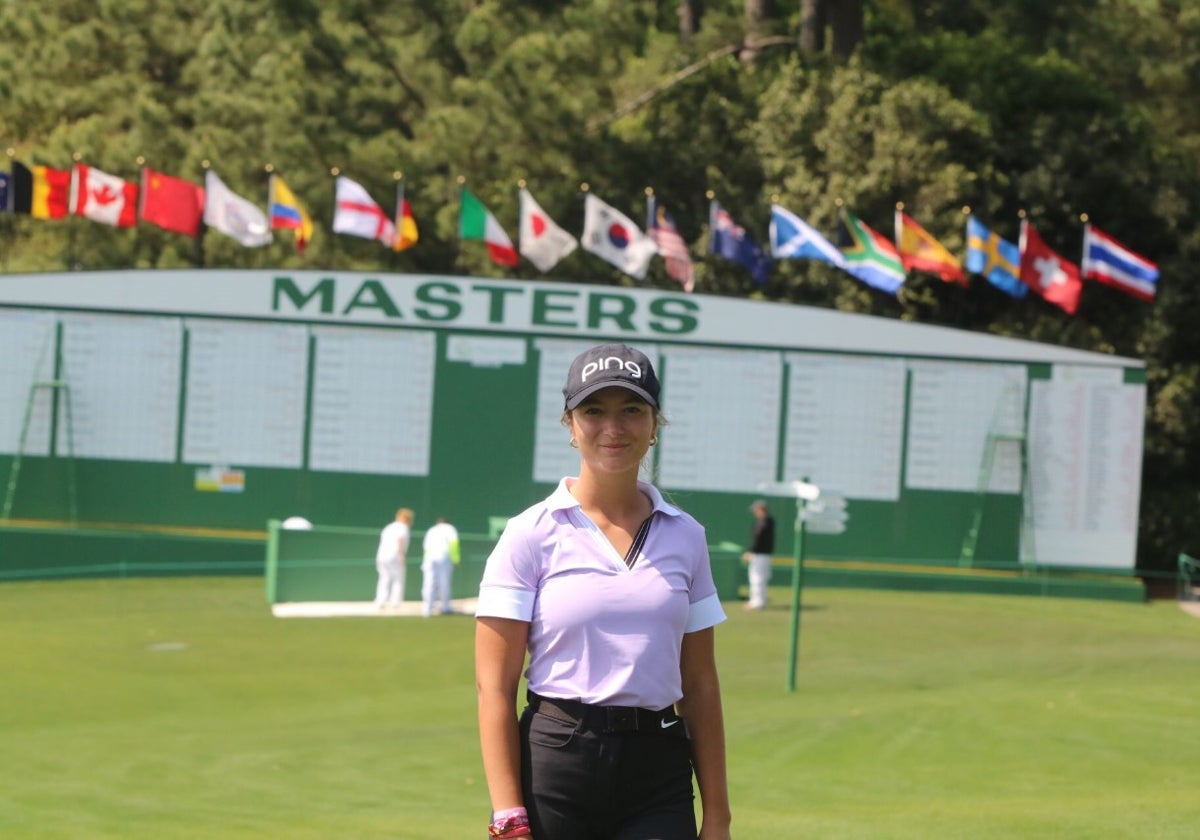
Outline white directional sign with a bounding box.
[804,518,847,535]
[803,493,849,535]
[806,495,847,514]
[756,480,821,501]
[804,508,848,522]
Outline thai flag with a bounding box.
[1081,224,1159,302]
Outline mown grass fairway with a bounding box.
[2,577,1198,838]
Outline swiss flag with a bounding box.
[1019,220,1083,315]
[71,164,138,228]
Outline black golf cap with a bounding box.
[563,343,660,411]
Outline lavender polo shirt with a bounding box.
[476,477,726,710]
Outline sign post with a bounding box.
[757,480,819,692]
[758,480,849,692]
[786,491,806,692]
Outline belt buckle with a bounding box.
[605,706,638,733]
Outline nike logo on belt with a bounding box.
[660,718,679,729]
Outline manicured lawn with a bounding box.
[1,577,1197,838]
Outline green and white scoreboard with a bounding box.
[0,270,1145,571]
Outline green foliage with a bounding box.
[2,0,1198,570]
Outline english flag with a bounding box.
[332,176,396,247]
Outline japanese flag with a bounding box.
[519,187,577,273]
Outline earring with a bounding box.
[569,438,579,449]
[649,435,658,446]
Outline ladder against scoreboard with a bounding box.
[959,429,1032,569]
[2,342,77,524]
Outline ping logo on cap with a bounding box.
[563,343,661,410]
[580,356,643,383]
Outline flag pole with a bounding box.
[196,160,211,269]
[0,148,13,273]
[705,189,716,253]
[455,175,466,273]
[66,151,82,270]
[264,162,276,257]
[1079,212,1090,267]
[516,178,527,278]
[328,167,340,267]
[961,204,971,270]
[390,172,403,270]
[579,181,589,239]
[135,156,148,269]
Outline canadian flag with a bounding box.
[1019,220,1083,315]
[71,163,138,227]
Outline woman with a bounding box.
[475,343,732,840]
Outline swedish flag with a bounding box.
[966,216,1026,298]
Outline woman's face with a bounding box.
[569,386,657,477]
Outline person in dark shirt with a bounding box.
[742,500,775,610]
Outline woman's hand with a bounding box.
[698,819,732,840]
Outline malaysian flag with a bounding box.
[647,195,695,292]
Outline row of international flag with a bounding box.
[0,158,1159,311]
[0,160,401,254]
[767,204,1159,313]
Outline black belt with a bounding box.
[527,691,680,735]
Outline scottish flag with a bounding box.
[769,204,845,266]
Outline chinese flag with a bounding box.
[1019,220,1083,315]
[139,167,205,236]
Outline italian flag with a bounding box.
[459,188,519,266]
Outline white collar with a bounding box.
[547,477,681,518]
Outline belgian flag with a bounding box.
[9,161,71,219]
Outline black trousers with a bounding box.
[519,700,697,840]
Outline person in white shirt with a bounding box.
[374,508,413,608]
[421,516,460,617]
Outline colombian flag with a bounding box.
[268,174,314,253]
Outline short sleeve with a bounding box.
[685,592,726,633]
[475,521,539,621]
[685,525,726,633]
